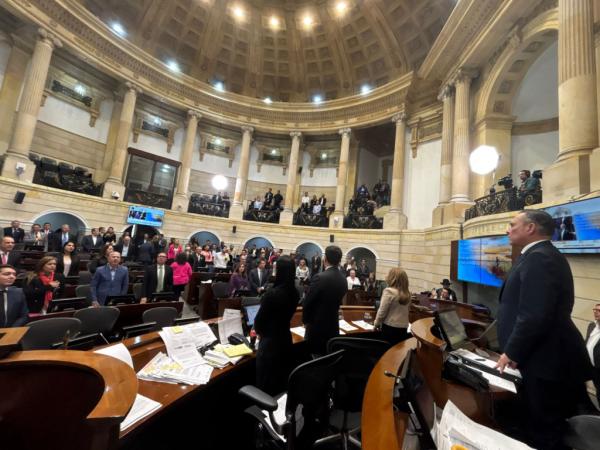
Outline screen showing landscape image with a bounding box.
[457,236,512,287]
[545,197,600,254]
[127,206,164,228]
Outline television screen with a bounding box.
[127,206,164,227]
[545,196,600,254]
[457,235,512,287]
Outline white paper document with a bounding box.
[223,308,242,320]
[290,326,306,337]
[95,343,133,368]
[120,394,162,431]
[159,329,205,368]
[436,400,533,450]
[352,320,375,331]
[339,320,357,332]
[217,316,244,344]
[137,351,214,385]
[179,321,218,348]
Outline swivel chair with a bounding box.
[21,318,82,350]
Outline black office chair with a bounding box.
[239,349,345,449]
[78,270,92,285]
[143,307,178,329]
[320,337,390,449]
[212,282,231,299]
[75,284,93,302]
[241,296,261,307]
[132,282,144,301]
[21,318,82,350]
[563,415,600,450]
[73,306,120,343]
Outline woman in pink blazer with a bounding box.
[167,238,183,260]
[170,252,192,300]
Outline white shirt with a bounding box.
[213,252,229,269]
[121,245,129,257]
[587,322,600,365]
[347,276,361,290]
[521,239,548,254]
[301,196,310,205]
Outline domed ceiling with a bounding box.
[81,0,455,102]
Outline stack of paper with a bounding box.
[137,352,214,385]
[339,320,358,332]
[223,343,253,357]
[352,320,375,331]
[120,394,162,431]
[217,315,245,344]
[203,344,245,368]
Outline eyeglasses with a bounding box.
[593,309,600,313]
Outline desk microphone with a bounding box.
[384,370,402,382]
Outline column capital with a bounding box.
[338,127,351,137]
[241,125,254,134]
[187,110,202,121]
[37,28,62,49]
[449,67,478,86]
[391,112,407,124]
[437,84,454,102]
[124,81,143,95]
[290,131,302,139]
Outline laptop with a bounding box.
[434,308,476,351]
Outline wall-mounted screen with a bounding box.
[127,206,164,228]
[544,197,600,254]
[457,235,512,287]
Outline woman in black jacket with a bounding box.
[56,241,81,277]
[24,256,64,314]
[253,255,300,395]
[88,243,113,274]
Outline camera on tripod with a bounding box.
[497,174,513,190]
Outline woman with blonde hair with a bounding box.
[374,267,411,345]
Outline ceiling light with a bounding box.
[166,60,180,72]
[302,15,314,28]
[215,138,223,145]
[263,97,272,104]
[74,84,86,96]
[360,84,371,95]
[232,5,245,20]
[469,145,499,175]
[111,22,126,37]
[152,116,162,126]
[312,94,323,104]
[214,81,225,92]
[271,149,277,155]
[335,1,348,14]
[212,174,228,191]
[321,153,327,159]
[269,16,280,29]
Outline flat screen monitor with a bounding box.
[126,205,164,228]
[434,308,468,349]
[47,297,91,313]
[150,291,177,302]
[106,294,137,306]
[243,304,261,328]
[457,235,512,287]
[545,196,600,253]
[122,322,157,339]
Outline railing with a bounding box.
[343,214,383,229]
[465,187,543,221]
[31,157,103,197]
[188,194,230,218]
[293,212,329,228]
[124,188,172,209]
[244,209,280,224]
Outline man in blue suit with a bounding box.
[496,210,592,450]
[0,264,28,327]
[90,251,129,306]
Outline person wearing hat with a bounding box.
[431,279,457,302]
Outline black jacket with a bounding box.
[249,268,271,295]
[3,227,25,243]
[498,241,592,382]
[254,284,300,353]
[56,254,81,277]
[142,264,174,299]
[3,251,22,270]
[23,274,65,314]
[302,266,347,355]
[0,286,29,327]
[80,234,103,252]
[50,231,78,252]
[137,242,156,264]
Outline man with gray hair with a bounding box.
[496,210,592,450]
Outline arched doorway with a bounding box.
[33,211,87,239]
[244,236,274,251]
[190,231,221,248]
[123,225,160,248]
[347,247,377,275]
[295,242,323,264]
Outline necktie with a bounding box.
[62,233,68,245]
[258,270,262,285]
[157,265,164,292]
[1,290,6,327]
[1,253,7,265]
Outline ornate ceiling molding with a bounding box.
[3,0,419,134]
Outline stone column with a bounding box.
[2,29,61,182]
[384,113,408,230]
[280,131,302,225]
[329,128,351,228]
[173,110,201,211]
[551,0,599,196]
[450,68,477,204]
[230,125,254,220]
[103,82,142,199]
[432,85,454,226]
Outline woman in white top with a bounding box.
[301,192,310,212]
[346,269,362,290]
[374,267,410,345]
[296,258,310,282]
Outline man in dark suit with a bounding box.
[310,253,322,275]
[90,251,129,306]
[586,304,600,406]
[0,264,28,327]
[141,252,173,303]
[249,258,270,295]
[81,228,103,252]
[302,245,347,356]
[264,188,273,208]
[0,237,21,270]
[3,220,25,244]
[114,236,135,262]
[137,240,156,266]
[50,224,78,252]
[496,210,592,450]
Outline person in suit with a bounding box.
[254,256,300,395]
[586,304,600,406]
[0,237,21,270]
[557,223,576,241]
[249,258,270,295]
[81,228,103,252]
[56,241,80,277]
[302,245,347,356]
[310,253,322,275]
[24,223,44,246]
[141,252,173,303]
[496,210,593,450]
[137,239,156,266]
[3,220,25,243]
[41,223,52,251]
[0,264,28,327]
[90,251,129,306]
[50,224,78,252]
[273,190,283,210]
[190,246,205,271]
[23,256,65,314]
[114,235,135,261]
[264,188,273,208]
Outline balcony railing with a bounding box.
[293,212,329,227]
[465,187,542,221]
[343,214,383,229]
[30,155,103,197]
[244,208,280,224]
[188,194,230,218]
